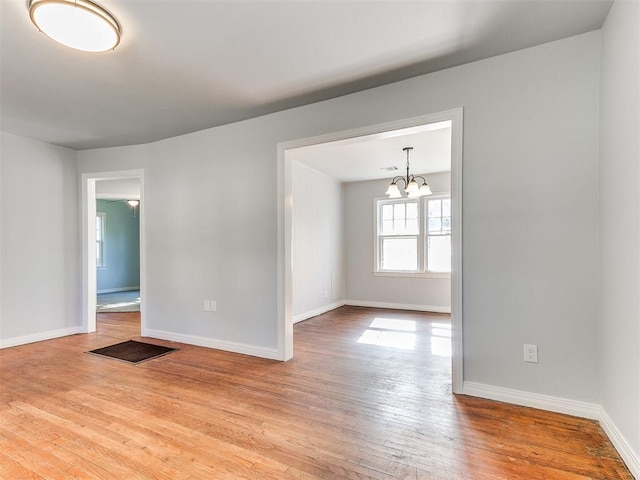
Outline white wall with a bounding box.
[0,133,81,347]
[96,178,141,198]
[599,0,640,473]
[292,161,344,321]
[77,32,600,401]
[344,172,451,311]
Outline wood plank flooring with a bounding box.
[0,307,633,479]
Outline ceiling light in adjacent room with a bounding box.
[28,0,121,52]
[384,147,433,199]
[127,200,140,207]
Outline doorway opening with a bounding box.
[277,109,463,393]
[81,169,145,335]
[95,179,141,315]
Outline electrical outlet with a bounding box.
[204,299,211,312]
[323,291,329,299]
[211,300,216,312]
[524,344,538,363]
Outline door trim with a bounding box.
[277,107,464,393]
[81,169,145,334]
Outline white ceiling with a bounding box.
[0,0,612,151]
[289,121,451,183]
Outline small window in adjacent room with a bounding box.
[375,195,451,276]
[425,196,451,273]
[96,212,106,268]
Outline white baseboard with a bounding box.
[599,408,640,479]
[0,326,84,349]
[97,286,140,294]
[293,301,345,323]
[463,382,639,477]
[462,381,601,419]
[345,300,451,314]
[144,328,281,361]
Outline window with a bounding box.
[376,195,451,275]
[426,197,451,272]
[96,212,106,268]
[378,200,419,271]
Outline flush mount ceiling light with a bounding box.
[385,147,433,199]
[28,0,121,52]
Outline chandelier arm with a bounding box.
[391,176,407,188]
[413,175,428,185]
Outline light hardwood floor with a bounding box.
[0,307,633,479]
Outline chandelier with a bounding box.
[385,147,432,198]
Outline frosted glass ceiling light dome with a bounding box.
[28,0,121,52]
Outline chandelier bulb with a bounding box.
[385,183,402,198]
[419,183,433,196]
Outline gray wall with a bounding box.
[0,133,81,345]
[96,199,140,292]
[78,32,601,404]
[599,0,640,465]
[344,172,451,310]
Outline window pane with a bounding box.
[406,202,418,219]
[96,241,103,268]
[442,216,451,232]
[406,219,418,234]
[428,217,441,233]
[394,203,405,219]
[428,235,451,272]
[428,200,441,217]
[382,204,393,220]
[442,199,451,217]
[381,238,417,270]
[379,200,419,235]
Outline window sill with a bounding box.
[373,271,451,279]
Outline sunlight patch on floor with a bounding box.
[431,322,452,357]
[357,329,416,350]
[357,317,417,350]
[356,317,452,355]
[99,299,140,310]
[369,317,416,331]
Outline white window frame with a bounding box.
[424,194,452,274]
[375,197,423,274]
[374,194,451,279]
[96,212,106,269]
